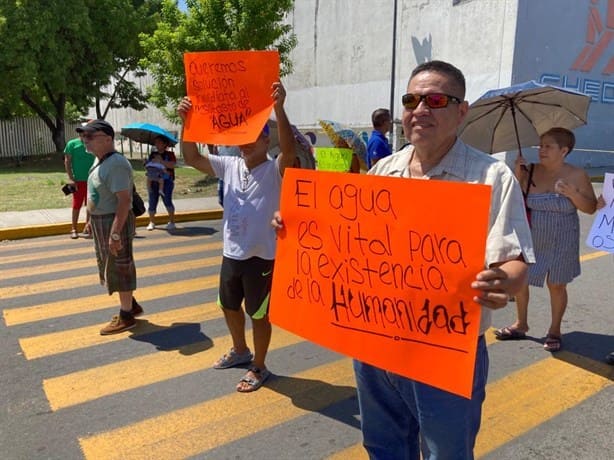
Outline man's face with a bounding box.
[239,132,270,161]
[382,115,392,132]
[82,130,111,155]
[402,71,468,152]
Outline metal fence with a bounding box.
[0,117,182,161]
[0,118,81,160]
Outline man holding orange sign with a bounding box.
[273,61,534,459]
[356,61,534,460]
[178,76,296,393]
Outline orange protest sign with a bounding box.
[270,169,491,398]
[183,50,280,145]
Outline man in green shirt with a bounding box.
[64,128,95,239]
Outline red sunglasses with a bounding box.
[402,93,462,110]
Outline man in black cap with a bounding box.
[77,120,143,334]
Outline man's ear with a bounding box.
[456,100,469,127]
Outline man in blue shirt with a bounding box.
[367,108,392,168]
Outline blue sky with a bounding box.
[178,0,187,11]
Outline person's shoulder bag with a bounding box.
[132,185,146,216]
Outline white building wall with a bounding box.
[284,0,519,133]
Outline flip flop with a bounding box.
[237,366,271,393]
[213,348,253,369]
[543,334,562,352]
[494,326,526,340]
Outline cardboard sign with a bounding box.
[270,168,491,398]
[183,50,279,145]
[587,172,614,252]
[315,147,353,171]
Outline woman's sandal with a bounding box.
[494,325,527,340]
[543,334,562,352]
[237,366,271,393]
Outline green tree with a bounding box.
[0,0,162,152]
[141,0,297,120]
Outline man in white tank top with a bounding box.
[177,81,296,392]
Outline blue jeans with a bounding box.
[353,335,488,460]
[148,179,175,214]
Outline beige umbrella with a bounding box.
[459,80,591,156]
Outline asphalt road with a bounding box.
[1,214,612,460]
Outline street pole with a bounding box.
[389,0,399,149]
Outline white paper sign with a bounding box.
[586,172,614,252]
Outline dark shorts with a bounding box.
[218,256,274,319]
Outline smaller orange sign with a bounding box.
[183,50,280,145]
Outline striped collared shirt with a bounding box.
[369,138,535,334]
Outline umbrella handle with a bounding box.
[516,149,529,172]
[510,104,528,171]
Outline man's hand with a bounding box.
[271,82,286,109]
[271,211,284,231]
[272,81,296,176]
[471,259,528,310]
[108,238,122,257]
[177,97,192,122]
[471,267,510,310]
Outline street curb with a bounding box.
[0,210,223,241]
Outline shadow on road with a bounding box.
[129,320,213,355]
[167,226,220,238]
[552,331,614,380]
[267,373,360,429]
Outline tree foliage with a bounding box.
[0,0,161,151]
[141,0,297,120]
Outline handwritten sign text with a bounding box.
[270,169,491,398]
[183,50,279,145]
[587,172,614,252]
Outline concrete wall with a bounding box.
[284,0,519,136]
[283,0,613,169]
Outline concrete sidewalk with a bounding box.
[0,196,223,241]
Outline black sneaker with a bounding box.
[130,297,144,317]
